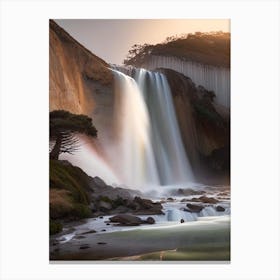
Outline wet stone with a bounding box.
[79,245,90,250]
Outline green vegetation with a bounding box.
[49,110,97,160]
[99,196,112,203]
[49,160,92,220]
[50,219,63,235]
[50,160,91,203]
[124,31,230,68]
[49,111,98,224]
[112,196,127,208]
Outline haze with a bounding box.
[55,19,230,65]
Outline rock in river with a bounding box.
[80,245,90,249]
[81,230,96,235]
[145,217,155,224]
[109,214,143,226]
[198,196,219,204]
[185,203,204,213]
[216,205,225,212]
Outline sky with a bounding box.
[55,19,230,65]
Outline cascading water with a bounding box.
[111,70,159,188]
[111,68,194,189]
[61,67,194,190]
[134,68,194,185]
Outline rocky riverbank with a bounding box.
[50,158,230,261]
[50,159,164,235]
[50,184,230,260]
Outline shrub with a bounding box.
[72,203,91,218]
[112,196,127,208]
[99,196,112,203]
[50,220,62,235]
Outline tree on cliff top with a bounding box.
[49,110,97,160]
[123,31,230,68]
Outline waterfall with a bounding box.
[134,69,194,185]
[142,55,230,108]
[111,68,194,189]
[64,67,195,190]
[111,70,159,188]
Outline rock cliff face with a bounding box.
[161,68,230,182]
[142,56,230,107]
[49,20,115,139]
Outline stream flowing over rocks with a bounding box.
[50,184,230,248]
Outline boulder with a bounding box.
[189,197,201,202]
[218,192,229,196]
[145,217,155,224]
[198,196,219,204]
[81,229,96,234]
[112,205,129,213]
[132,197,163,215]
[188,196,219,204]
[127,201,138,210]
[57,237,66,242]
[177,188,206,196]
[185,203,204,213]
[98,200,112,212]
[92,176,108,189]
[113,188,136,200]
[134,196,154,209]
[89,193,163,217]
[167,197,175,202]
[90,180,139,202]
[89,202,97,212]
[74,235,86,239]
[216,205,225,212]
[109,214,142,226]
[79,245,90,249]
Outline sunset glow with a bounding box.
[55,19,230,64]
